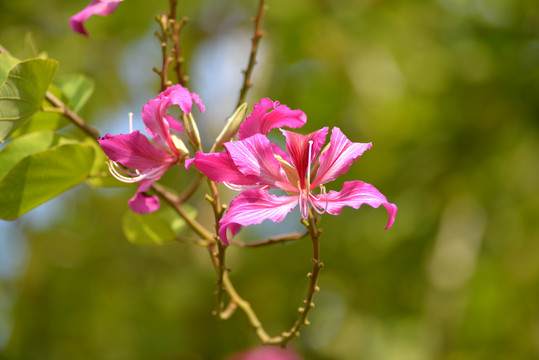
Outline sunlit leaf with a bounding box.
[122,204,197,246]
[0,131,78,180]
[10,73,94,138]
[54,74,95,114]
[0,53,20,81]
[0,58,58,142]
[0,143,95,220]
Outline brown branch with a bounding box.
[171,18,189,86]
[236,0,267,108]
[45,92,101,140]
[278,212,323,346]
[153,13,174,92]
[229,231,308,248]
[151,182,214,242]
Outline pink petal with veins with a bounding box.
[311,181,397,229]
[98,132,176,171]
[224,134,295,191]
[193,151,260,186]
[238,98,306,140]
[218,189,298,244]
[312,127,372,188]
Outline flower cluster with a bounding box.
[98,85,396,243]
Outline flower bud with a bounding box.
[212,103,248,151]
[182,112,202,151]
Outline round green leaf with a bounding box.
[0,143,95,220]
[0,58,58,141]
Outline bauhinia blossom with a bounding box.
[193,99,397,244]
[69,0,124,36]
[98,84,204,214]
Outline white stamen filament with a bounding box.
[307,140,313,192]
[107,161,163,184]
[128,112,134,133]
[309,185,329,215]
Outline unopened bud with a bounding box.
[182,112,202,151]
[212,103,248,151]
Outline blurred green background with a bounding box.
[1,0,539,359]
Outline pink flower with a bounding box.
[227,345,302,360]
[98,85,204,214]
[194,99,397,244]
[69,0,124,36]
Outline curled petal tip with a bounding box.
[384,202,398,229]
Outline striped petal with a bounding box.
[311,181,397,229]
[312,127,372,188]
[224,134,294,191]
[238,98,307,140]
[193,151,260,186]
[218,189,298,244]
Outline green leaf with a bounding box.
[0,131,78,180]
[122,205,197,246]
[21,32,39,59]
[11,74,95,138]
[54,74,95,114]
[0,58,58,142]
[0,143,95,220]
[0,53,20,82]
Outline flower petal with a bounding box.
[218,189,298,244]
[312,127,372,188]
[311,180,397,229]
[69,0,124,36]
[281,127,328,187]
[193,151,260,186]
[190,92,206,113]
[224,134,294,191]
[141,96,178,155]
[238,98,307,140]
[158,84,205,114]
[128,191,161,214]
[98,131,176,170]
[166,115,183,133]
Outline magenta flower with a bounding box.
[194,99,397,244]
[227,344,302,360]
[69,0,124,36]
[98,85,204,214]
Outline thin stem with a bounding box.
[45,91,101,140]
[221,271,281,343]
[153,13,173,92]
[278,211,322,346]
[204,180,229,316]
[175,236,209,247]
[152,182,214,242]
[229,231,308,248]
[236,0,267,108]
[168,0,189,86]
[177,173,204,204]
